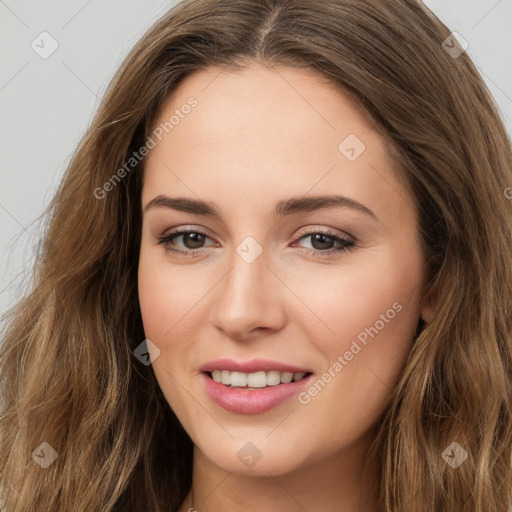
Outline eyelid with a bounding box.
[155,226,219,254]
[160,225,217,242]
[294,225,354,242]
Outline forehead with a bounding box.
[149,62,381,147]
[142,63,412,223]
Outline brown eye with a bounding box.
[310,233,336,250]
[295,230,355,256]
[157,228,217,255]
[179,232,206,249]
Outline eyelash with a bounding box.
[157,227,355,257]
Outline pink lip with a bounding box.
[200,372,314,415]
[199,358,311,374]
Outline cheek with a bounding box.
[289,248,423,378]
[286,264,421,446]
[138,246,198,338]
[137,255,202,419]
[137,251,213,371]
[138,257,170,340]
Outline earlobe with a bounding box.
[420,276,439,324]
[420,299,434,324]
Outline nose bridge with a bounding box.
[210,237,284,336]
[220,242,269,312]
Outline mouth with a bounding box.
[200,368,314,414]
[204,369,313,389]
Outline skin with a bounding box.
[138,62,432,512]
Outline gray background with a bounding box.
[1,0,511,325]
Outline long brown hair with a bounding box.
[1,1,511,510]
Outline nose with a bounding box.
[209,245,286,340]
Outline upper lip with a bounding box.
[199,358,312,374]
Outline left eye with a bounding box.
[295,232,354,253]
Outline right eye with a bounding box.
[157,228,218,256]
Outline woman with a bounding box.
[1,0,511,510]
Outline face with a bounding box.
[138,62,429,476]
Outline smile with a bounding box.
[199,359,314,414]
[208,369,310,388]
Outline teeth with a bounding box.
[230,371,247,387]
[266,371,281,386]
[221,370,230,385]
[279,372,292,383]
[247,371,267,388]
[210,370,309,387]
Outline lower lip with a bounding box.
[200,372,313,414]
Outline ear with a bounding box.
[419,269,443,324]
[420,283,438,323]
[420,300,434,323]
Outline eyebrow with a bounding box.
[143,194,378,221]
